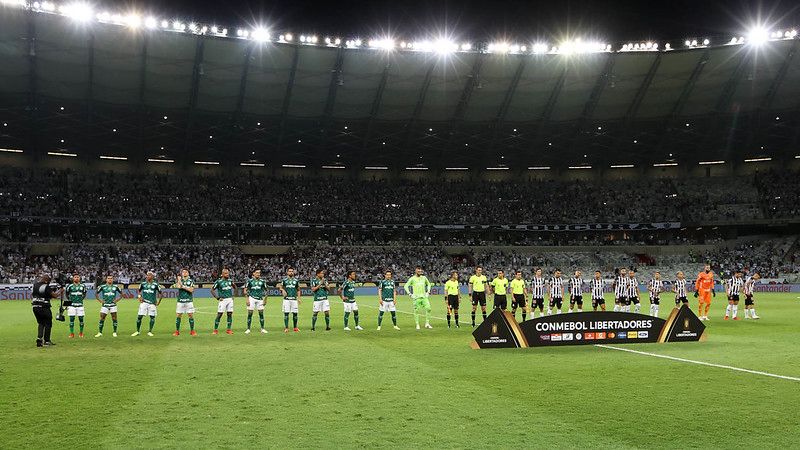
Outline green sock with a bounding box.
[378,311,384,326]
[149,317,155,332]
[176,317,181,331]
[354,311,359,326]
[188,318,195,331]
[98,320,105,332]
[391,311,397,325]
[324,314,330,327]
[136,315,143,332]
[344,312,350,327]
[69,317,75,333]
[112,320,118,332]
[79,317,84,332]
[226,314,232,331]
[247,314,252,330]
[292,313,298,328]
[284,313,289,328]
[312,313,318,329]
[258,311,264,329]
[214,315,221,330]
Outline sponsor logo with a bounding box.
[683,318,690,329]
[593,332,603,339]
[539,334,550,341]
[576,333,582,340]
[617,332,627,339]
[585,332,595,340]
[562,333,574,341]
[551,334,563,341]
[627,331,638,339]
[638,331,649,338]
[491,323,499,335]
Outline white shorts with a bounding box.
[312,299,330,312]
[138,303,158,316]
[343,301,359,313]
[217,297,234,313]
[282,298,299,313]
[247,297,265,311]
[176,302,195,314]
[67,306,85,317]
[379,300,396,312]
[100,306,117,315]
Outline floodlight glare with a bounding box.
[252,27,269,42]
[747,27,769,45]
[144,16,157,29]
[61,3,93,22]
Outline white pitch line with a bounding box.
[595,344,800,382]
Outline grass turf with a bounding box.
[1,292,799,449]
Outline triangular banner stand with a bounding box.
[471,309,528,349]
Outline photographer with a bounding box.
[31,274,64,347]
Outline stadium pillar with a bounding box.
[25,9,38,157]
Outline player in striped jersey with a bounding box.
[547,269,565,315]
[724,270,744,320]
[529,269,546,318]
[590,271,606,311]
[673,271,689,306]
[648,271,663,317]
[567,271,584,313]
[626,270,640,313]
[612,268,628,312]
[743,272,760,319]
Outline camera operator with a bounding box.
[32,274,64,348]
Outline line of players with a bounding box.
[59,264,762,338]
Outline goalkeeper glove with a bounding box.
[693,291,699,298]
[711,289,716,297]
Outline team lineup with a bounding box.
[60,263,763,339]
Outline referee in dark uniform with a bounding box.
[32,274,63,347]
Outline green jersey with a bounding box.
[341,279,356,302]
[404,275,431,298]
[66,283,87,306]
[281,277,300,299]
[97,284,122,306]
[245,278,268,300]
[177,277,194,303]
[212,278,234,299]
[310,277,329,301]
[378,279,395,301]
[139,281,161,304]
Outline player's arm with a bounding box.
[403,279,413,298]
[424,277,431,296]
[277,281,286,298]
[297,282,301,304]
[210,282,219,300]
[115,286,123,303]
[393,283,397,303]
[156,284,163,306]
[467,277,473,296]
[137,285,144,302]
[338,283,345,300]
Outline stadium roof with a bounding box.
[1,5,800,170]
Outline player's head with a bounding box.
[574,270,581,277]
[704,263,711,272]
[181,269,189,278]
[594,270,601,279]
[253,269,261,279]
[677,271,684,279]
[515,270,522,279]
[221,268,229,278]
[287,267,295,277]
[654,271,660,280]
[752,272,761,280]
[384,270,392,279]
[415,266,423,276]
[535,268,542,277]
[347,270,356,281]
[497,270,504,278]
[475,266,482,275]
[72,274,80,283]
[628,269,636,278]
[105,275,114,284]
[450,270,458,280]
[146,271,154,282]
[735,270,742,278]
[554,269,561,277]
[619,267,627,276]
[316,268,326,278]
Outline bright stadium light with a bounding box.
[61,3,93,22]
[743,157,772,163]
[240,162,265,167]
[532,43,548,54]
[124,14,142,29]
[0,148,23,153]
[99,155,128,161]
[252,27,269,42]
[445,167,469,171]
[194,160,220,165]
[48,151,77,157]
[568,165,592,170]
[282,164,306,168]
[698,160,725,165]
[322,165,346,169]
[610,164,635,168]
[148,158,174,163]
[653,162,678,167]
[527,166,550,170]
[364,166,388,170]
[144,16,157,29]
[747,27,769,45]
[460,42,471,51]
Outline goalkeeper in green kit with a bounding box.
[404,266,433,330]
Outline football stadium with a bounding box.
[1,0,800,447]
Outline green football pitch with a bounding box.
[1,293,799,449]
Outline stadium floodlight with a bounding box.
[144,16,157,29]
[334,37,341,45]
[41,1,55,11]
[610,164,635,168]
[653,162,678,167]
[299,35,307,43]
[282,164,306,168]
[369,38,395,51]
[147,158,174,163]
[747,27,769,46]
[743,157,772,163]
[252,27,269,42]
[61,3,93,22]
[486,167,509,170]
[405,166,428,170]
[0,148,23,153]
[665,43,672,50]
[364,166,388,170]
[48,151,77,157]
[99,155,128,161]
[160,20,169,29]
[795,155,800,159]
[527,166,550,170]
[460,42,471,51]
[1,0,26,7]
[240,162,265,167]
[698,160,725,165]
[703,38,710,46]
[194,161,219,165]
[285,33,294,42]
[568,165,592,169]
[445,167,469,171]
[532,43,548,54]
[124,14,142,29]
[321,165,346,169]
[173,21,186,32]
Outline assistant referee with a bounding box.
[31,274,63,348]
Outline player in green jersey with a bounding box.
[338,270,362,331]
[174,269,197,336]
[244,269,268,334]
[310,269,332,331]
[444,271,460,328]
[94,275,122,337]
[404,266,432,330]
[211,268,236,335]
[132,271,162,337]
[65,273,87,338]
[278,267,302,333]
[376,270,400,331]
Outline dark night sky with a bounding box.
[102,0,798,43]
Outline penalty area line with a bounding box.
[595,344,800,382]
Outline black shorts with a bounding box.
[616,296,626,305]
[570,295,583,305]
[650,296,660,305]
[592,297,605,307]
[447,295,460,309]
[675,296,688,305]
[549,297,563,308]
[744,294,754,306]
[629,296,639,305]
[471,291,486,306]
[494,295,507,310]
[512,294,526,308]
[532,298,545,309]
[729,294,740,302]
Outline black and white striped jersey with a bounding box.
[743,277,756,295]
[569,277,583,297]
[549,276,564,298]
[674,278,688,298]
[728,277,744,296]
[590,279,605,299]
[614,275,628,298]
[648,279,663,298]
[530,277,546,298]
[626,277,639,298]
